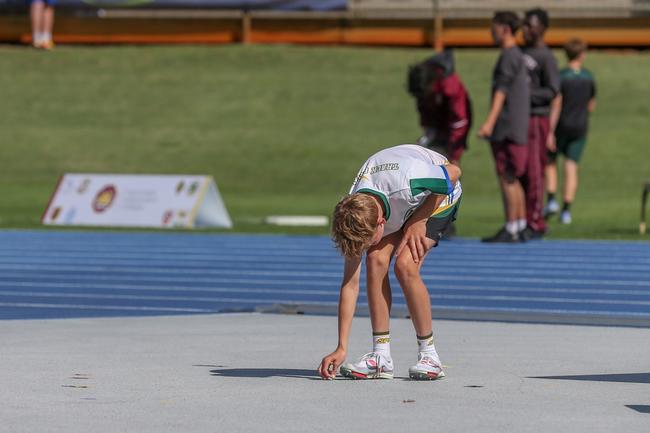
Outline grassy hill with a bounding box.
[1,44,648,239]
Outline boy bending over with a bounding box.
[317,144,462,381]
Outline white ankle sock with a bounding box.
[372,332,391,358]
[517,218,527,231]
[417,333,440,361]
[505,221,519,235]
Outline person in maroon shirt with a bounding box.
[410,50,472,166]
[521,8,561,239]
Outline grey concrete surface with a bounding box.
[1,313,649,433]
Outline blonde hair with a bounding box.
[331,193,379,258]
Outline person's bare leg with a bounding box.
[545,162,557,195]
[30,1,45,46]
[43,5,54,37]
[500,176,526,223]
[394,238,436,337]
[365,232,398,333]
[564,159,579,204]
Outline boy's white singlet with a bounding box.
[349,144,462,237]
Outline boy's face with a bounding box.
[368,218,386,247]
[523,15,545,45]
[491,23,506,46]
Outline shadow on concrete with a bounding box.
[626,405,650,414]
[209,367,320,380]
[530,373,650,384]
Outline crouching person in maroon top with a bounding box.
[408,49,472,167]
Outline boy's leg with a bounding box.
[394,234,445,380]
[484,141,528,242]
[339,233,401,380]
[365,232,400,333]
[44,5,54,34]
[563,159,579,205]
[30,1,45,46]
[394,239,436,337]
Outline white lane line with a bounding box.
[1,264,648,287]
[0,283,339,296]
[427,304,650,317]
[1,244,648,259]
[0,253,650,270]
[1,243,648,256]
[0,263,650,284]
[2,280,650,297]
[0,302,212,313]
[2,290,650,307]
[0,290,336,302]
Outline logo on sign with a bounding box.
[93,185,117,213]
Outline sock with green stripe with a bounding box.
[417,332,441,361]
[372,331,391,358]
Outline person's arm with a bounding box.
[546,94,562,152]
[478,90,506,139]
[588,77,597,113]
[317,256,362,379]
[531,54,561,108]
[447,79,471,147]
[588,98,596,113]
[395,164,462,263]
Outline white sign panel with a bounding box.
[42,174,233,229]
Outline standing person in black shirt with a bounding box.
[521,8,560,239]
[544,38,596,224]
[479,11,530,243]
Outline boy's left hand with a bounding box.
[396,220,428,264]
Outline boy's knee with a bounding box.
[366,249,391,272]
[394,254,419,283]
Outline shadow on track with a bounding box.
[206,367,320,380]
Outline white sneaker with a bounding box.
[544,199,560,219]
[340,352,394,379]
[560,210,572,224]
[408,353,445,381]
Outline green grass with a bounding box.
[0,44,649,240]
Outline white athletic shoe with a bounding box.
[408,353,445,381]
[544,199,560,219]
[340,352,394,379]
[560,210,572,224]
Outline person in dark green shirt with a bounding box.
[544,38,596,224]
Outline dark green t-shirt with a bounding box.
[557,67,596,138]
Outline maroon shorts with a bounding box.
[490,140,528,179]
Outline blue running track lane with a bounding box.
[0,230,649,326]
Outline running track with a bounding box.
[1,230,649,326]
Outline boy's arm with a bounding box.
[588,98,596,113]
[317,256,362,379]
[396,164,462,263]
[478,90,506,139]
[546,94,562,152]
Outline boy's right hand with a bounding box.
[318,348,346,380]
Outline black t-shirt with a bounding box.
[557,67,596,138]
[492,46,530,144]
[522,45,560,116]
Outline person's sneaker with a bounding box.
[481,227,521,243]
[560,210,572,224]
[520,226,545,241]
[408,354,445,381]
[339,352,394,379]
[41,40,55,51]
[544,199,560,219]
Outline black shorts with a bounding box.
[425,201,460,245]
